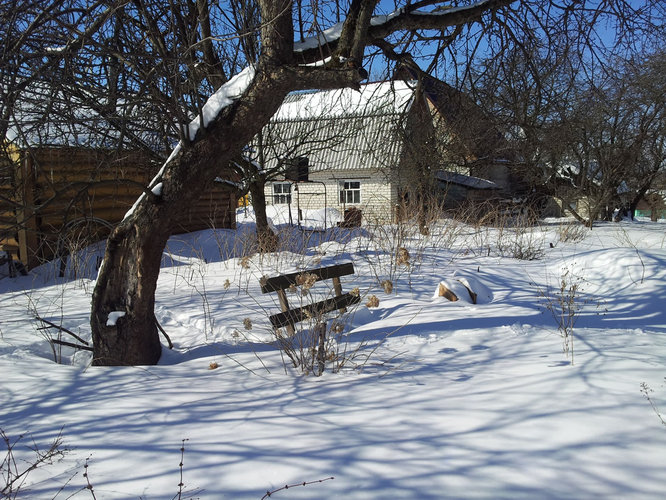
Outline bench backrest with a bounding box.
[260,262,358,331]
[260,262,355,293]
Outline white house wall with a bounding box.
[265,168,399,224]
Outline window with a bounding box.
[273,182,292,204]
[339,180,361,204]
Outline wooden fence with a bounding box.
[0,145,21,260]
[0,147,237,269]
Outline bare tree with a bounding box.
[467,10,666,226]
[538,52,666,226]
[615,52,666,219]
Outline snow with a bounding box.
[294,0,492,53]
[274,81,416,121]
[412,0,493,17]
[435,170,499,190]
[186,65,255,141]
[105,311,126,327]
[150,182,163,196]
[237,204,342,231]
[294,23,345,53]
[1,212,666,499]
[370,10,404,26]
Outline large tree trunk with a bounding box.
[91,205,170,365]
[90,143,233,365]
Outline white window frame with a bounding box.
[272,182,292,204]
[339,180,361,205]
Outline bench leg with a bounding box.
[276,289,295,336]
[332,276,348,313]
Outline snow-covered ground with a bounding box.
[1,207,665,499]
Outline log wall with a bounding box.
[1,147,236,269]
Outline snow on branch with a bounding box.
[294,23,345,53]
[122,66,256,221]
[185,65,256,142]
[294,0,501,57]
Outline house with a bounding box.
[253,71,517,227]
[635,192,666,220]
[434,170,500,210]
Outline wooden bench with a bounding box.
[260,262,360,335]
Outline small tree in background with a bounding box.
[468,37,666,227]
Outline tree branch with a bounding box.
[294,0,515,65]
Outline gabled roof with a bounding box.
[257,80,420,173]
[395,66,508,160]
[255,71,511,177]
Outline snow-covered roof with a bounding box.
[5,82,109,147]
[255,80,419,173]
[5,66,255,154]
[5,80,166,151]
[435,170,498,190]
[272,80,417,121]
[256,77,506,175]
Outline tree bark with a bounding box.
[91,207,169,365]
[249,176,279,253]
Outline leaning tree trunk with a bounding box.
[90,143,231,365]
[91,202,170,365]
[91,71,295,365]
